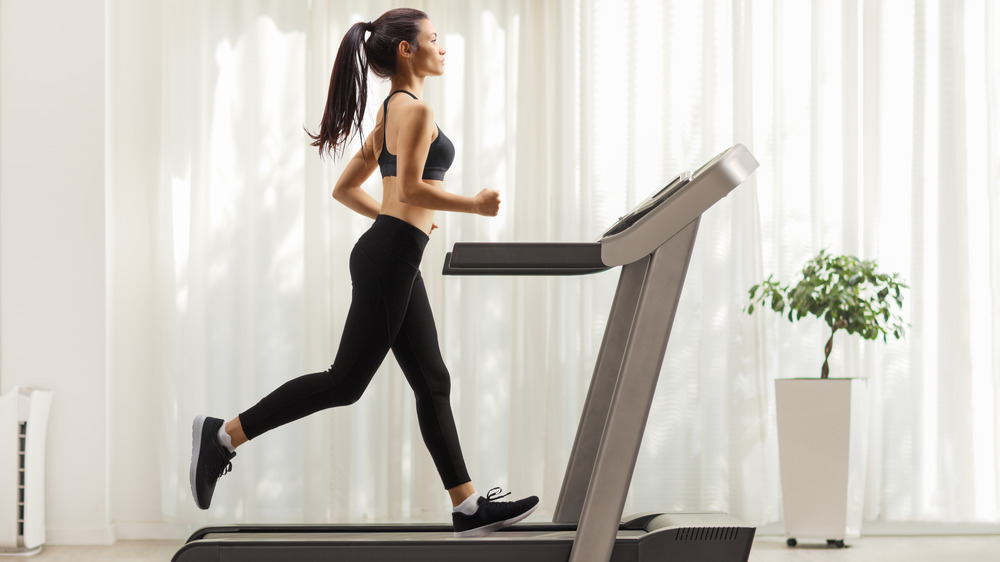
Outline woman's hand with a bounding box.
[472,189,501,216]
[431,223,439,233]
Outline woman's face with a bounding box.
[408,19,446,77]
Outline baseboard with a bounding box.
[860,520,1000,536]
[45,520,188,544]
[757,520,1000,537]
[114,520,189,541]
[46,522,117,545]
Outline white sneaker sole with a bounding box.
[453,502,539,538]
[189,415,208,509]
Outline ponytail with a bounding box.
[307,9,428,159]
[308,21,371,159]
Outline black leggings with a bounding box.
[239,214,471,489]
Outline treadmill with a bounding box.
[173,143,760,562]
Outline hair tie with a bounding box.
[366,21,374,32]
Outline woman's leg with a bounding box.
[390,272,471,493]
[235,245,405,440]
[389,272,540,536]
[192,218,426,510]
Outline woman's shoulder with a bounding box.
[394,95,433,117]
[394,97,435,131]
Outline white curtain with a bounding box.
[157,0,1000,529]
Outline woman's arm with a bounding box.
[395,104,500,216]
[332,131,382,219]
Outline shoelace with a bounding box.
[218,461,233,479]
[485,487,511,502]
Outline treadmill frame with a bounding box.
[173,144,760,562]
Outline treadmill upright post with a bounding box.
[567,219,700,562]
[554,253,648,523]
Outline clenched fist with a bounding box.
[472,189,501,217]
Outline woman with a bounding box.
[189,8,538,538]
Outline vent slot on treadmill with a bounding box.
[674,526,740,541]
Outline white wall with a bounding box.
[107,0,165,541]
[1,0,166,545]
[0,0,112,545]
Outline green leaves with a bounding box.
[745,249,909,377]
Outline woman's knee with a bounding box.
[322,367,371,406]
[415,370,452,403]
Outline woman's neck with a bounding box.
[390,75,424,99]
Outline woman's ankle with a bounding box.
[225,417,248,448]
[448,482,477,507]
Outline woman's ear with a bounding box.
[397,40,412,60]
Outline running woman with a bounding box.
[189,8,538,538]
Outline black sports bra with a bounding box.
[377,90,455,181]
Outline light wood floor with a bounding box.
[14,535,1000,561]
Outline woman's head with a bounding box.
[365,8,432,78]
[308,8,438,158]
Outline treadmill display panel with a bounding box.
[600,171,692,238]
[691,147,729,179]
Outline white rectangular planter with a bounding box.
[775,378,868,543]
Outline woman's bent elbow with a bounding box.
[397,184,418,205]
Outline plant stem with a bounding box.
[822,329,837,379]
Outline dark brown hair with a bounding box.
[307,8,428,159]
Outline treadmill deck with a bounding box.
[174,514,754,562]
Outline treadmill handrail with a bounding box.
[443,242,610,276]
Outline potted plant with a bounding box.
[746,250,906,548]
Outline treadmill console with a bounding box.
[600,171,692,238]
[598,144,758,267]
[599,145,738,240]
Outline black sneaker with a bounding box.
[190,415,236,510]
[452,487,539,538]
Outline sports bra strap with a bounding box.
[382,90,419,147]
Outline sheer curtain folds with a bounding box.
[157,0,1000,527]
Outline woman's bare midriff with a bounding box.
[379,176,438,235]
